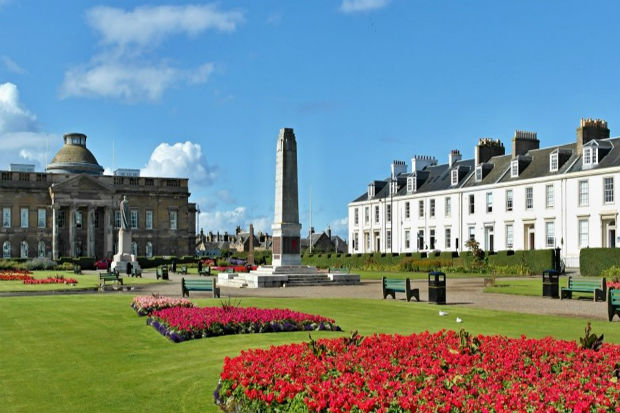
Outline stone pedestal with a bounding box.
[110,228,140,273]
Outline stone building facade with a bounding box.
[0,133,196,260]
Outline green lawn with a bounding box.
[483,277,599,299]
[0,271,165,292]
[1,294,619,413]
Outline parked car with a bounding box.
[94,258,112,270]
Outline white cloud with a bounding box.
[61,4,242,102]
[141,141,216,185]
[61,61,214,102]
[198,206,272,234]
[0,83,56,169]
[326,216,348,240]
[87,4,244,48]
[340,0,390,13]
[1,56,25,75]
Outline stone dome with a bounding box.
[46,133,104,175]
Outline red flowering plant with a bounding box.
[214,329,620,413]
[147,306,341,343]
[23,276,77,284]
[130,295,193,316]
[0,274,34,281]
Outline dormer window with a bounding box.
[368,184,375,198]
[451,169,458,186]
[475,166,483,182]
[407,177,414,193]
[391,180,398,195]
[583,146,598,167]
[549,152,558,172]
[510,160,519,178]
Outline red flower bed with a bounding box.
[0,274,34,281]
[215,330,620,413]
[147,306,340,342]
[212,265,256,273]
[23,276,78,285]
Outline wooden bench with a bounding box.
[328,266,350,274]
[608,288,620,321]
[156,266,169,280]
[131,267,142,278]
[178,266,188,275]
[561,276,606,302]
[182,277,220,298]
[99,272,123,287]
[199,266,211,276]
[382,276,419,302]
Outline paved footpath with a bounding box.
[124,271,613,321]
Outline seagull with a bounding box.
[438,311,448,316]
[456,317,463,323]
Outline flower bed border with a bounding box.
[147,306,341,343]
[214,330,620,413]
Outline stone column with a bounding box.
[69,207,76,257]
[52,205,59,260]
[271,128,302,267]
[104,206,113,257]
[87,207,95,257]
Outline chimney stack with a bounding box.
[390,160,407,179]
[327,226,332,239]
[577,118,609,155]
[448,149,462,168]
[475,138,504,165]
[411,155,437,173]
[512,130,539,158]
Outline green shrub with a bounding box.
[580,248,620,277]
[24,258,57,271]
[57,262,74,271]
[600,265,620,282]
[0,259,25,270]
[399,258,453,272]
[489,264,535,276]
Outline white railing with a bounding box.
[564,254,580,269]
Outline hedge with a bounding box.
[580,248,620,277]
[487,250,554,274]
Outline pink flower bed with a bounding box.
[212,265,257,273]
[130,295,193,316]
[147,306,341,342]
[215,330,620,413]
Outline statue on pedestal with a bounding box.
[110,195,141,275]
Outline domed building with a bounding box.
[0,133,197,260]
[46,133,104,175]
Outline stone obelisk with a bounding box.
[271,128,302,266]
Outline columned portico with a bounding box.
[87,207,95,257]
[52,204,59,260]
[69,206,76,257]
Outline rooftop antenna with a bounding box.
[309,187,312,254]
[112,138,115,174]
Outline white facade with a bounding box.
[348,119,619,267]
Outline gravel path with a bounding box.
[126,271,612,321]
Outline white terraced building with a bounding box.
[348,118,619,268]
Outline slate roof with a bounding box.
[351,137,620,202]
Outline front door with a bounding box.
[484,226,494,252]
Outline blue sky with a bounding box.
[0,0,618,239]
